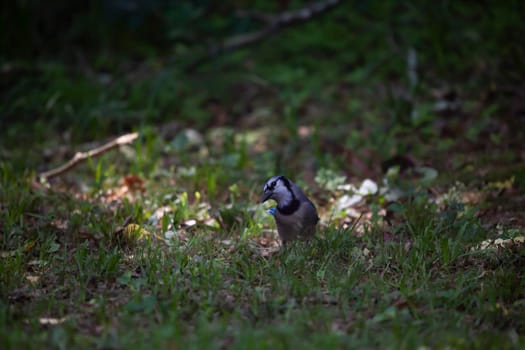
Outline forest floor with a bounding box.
[2,2,525,349]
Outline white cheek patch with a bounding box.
[274,186,293,203]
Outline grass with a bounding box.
[1,142,524,348]
[2,1,525,348]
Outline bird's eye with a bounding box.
[271,181,276,188]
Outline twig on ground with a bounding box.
[187,0,341,71]
[37,132,139,182]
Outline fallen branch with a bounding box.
[187,0,341,71]
[37,132,139,182]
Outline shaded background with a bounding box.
[1,0,525,178]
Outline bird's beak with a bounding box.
[260,192,272,203]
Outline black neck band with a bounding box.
[277,198,300,215]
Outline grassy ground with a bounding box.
[2,1,525,349]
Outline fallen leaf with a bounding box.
[39,317,68,325]
[123,175,145,193]
[1,250,17,258]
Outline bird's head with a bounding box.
[260,175,294,205]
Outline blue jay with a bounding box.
[260,175,319,244]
